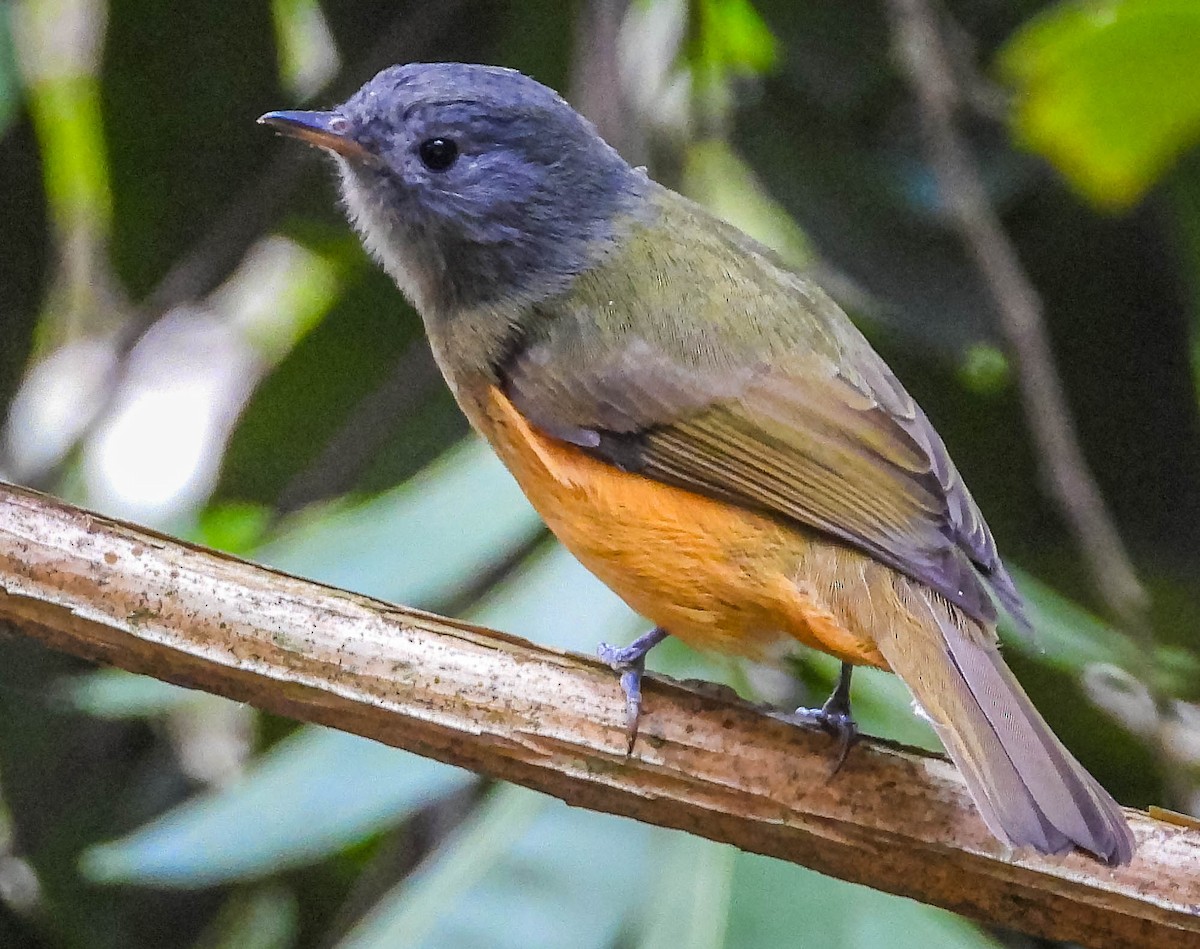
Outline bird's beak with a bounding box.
[257,110,374,162]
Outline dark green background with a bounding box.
[0,1,1196,946]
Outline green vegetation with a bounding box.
[0,1,1197,946]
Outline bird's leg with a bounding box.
[597,626,669,753]
[791,662,859,772]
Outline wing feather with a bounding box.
[497,193,1026,627]
[508,345,1025,628]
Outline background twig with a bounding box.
[0,483,1197,949]
[885,0,1152,644]
[3,0,471,493]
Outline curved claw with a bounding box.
[597,627,668,754]
[791,706,860,774]
[791,662,859,774]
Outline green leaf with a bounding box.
[196,502,273,556]
[22,68,111,234]
[339,784,546,949]
[196,886,298,949]
[725,851,998,949]
[698,0,778,75]
[63,669,209,719]
[81,726,470,886]
[633,833,734,949]
[958,344,1011,396]
[1008,568,1139,671]
[215,257,433,505]
[0,8,19,137]
[270,0,339,100]
[1000,0,1200,208]
[341,786,650,949]
[256,438,543,607]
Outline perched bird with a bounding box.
[260,62,1134,865]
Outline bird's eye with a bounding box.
[418,138,458,171]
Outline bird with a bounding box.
[259,61,1135,865]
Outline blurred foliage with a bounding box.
[1002,0,1200,209]
[0,0,1198,946]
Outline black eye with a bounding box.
[418,138,458,171]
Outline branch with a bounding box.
[0,483,1196,949]
[885,0,1151,643]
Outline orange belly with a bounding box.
[475,385,889,669]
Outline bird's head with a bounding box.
[260,63,648,316]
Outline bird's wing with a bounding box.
[503,331,1025,630]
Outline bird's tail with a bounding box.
[874,582,1135,865]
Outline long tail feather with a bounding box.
[875,582,1134,865]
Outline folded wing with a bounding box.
[504,333,1025,629]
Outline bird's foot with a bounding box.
[790,663,859,774]
[789,704,859,773]
[597,626,669,754]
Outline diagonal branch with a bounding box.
[0,483,1197,948]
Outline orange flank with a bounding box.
[478,385,890,670]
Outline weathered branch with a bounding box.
[0,482,1196,949]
